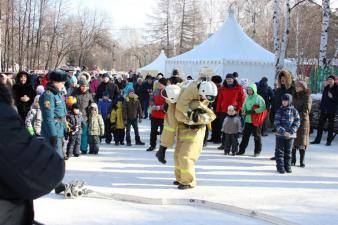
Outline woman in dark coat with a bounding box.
[12,71,36,120]
[292,80,312,167]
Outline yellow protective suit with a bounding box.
[160,101,177,148]
[174,81,216,187]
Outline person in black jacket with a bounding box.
[256,77,274,136]
[0,82,65,225]
[140,77,153,119]
[95,73,120,102]
[12,71,36,120]
[311,75,338,146]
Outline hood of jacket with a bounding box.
[247,83,257,96]
[277,70,293,89]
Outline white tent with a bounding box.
[165,10,296,85]
[138,50,167,75]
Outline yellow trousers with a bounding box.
[174,124,206,187]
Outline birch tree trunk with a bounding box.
[273,0,281,77]
[277,0,291,73]
[318,0,330,68]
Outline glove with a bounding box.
[163,103,168,113]
[156,146,167,164]
[27,126,35,136]
[49,136,58,147]
[191,108,206,123]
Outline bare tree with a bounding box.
[318,0,330,67]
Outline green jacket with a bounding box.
[88,112,105,136]
[243,83,266,123]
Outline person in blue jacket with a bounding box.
[98,91,113,144]
[39,69,68,193]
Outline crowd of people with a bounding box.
[0,68,337,169]
[0,66,337,223]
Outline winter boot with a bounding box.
[135,136,145,145]
[173,181,180,185]
[146,146,155,151]
[178,184,193,190]
[291,148,297,166]
[299,149,306,168]
[156,145,167,164]
[218,134,225,150]
[126,136,132,146]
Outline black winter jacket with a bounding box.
[95,82,120,102]
[0,102,65,225]
[320,84,338,114]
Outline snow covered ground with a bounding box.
[35,120,338,225]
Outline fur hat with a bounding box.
[48,69,68,82]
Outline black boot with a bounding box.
[291,148,296,166]
[299,149,306,168]
[156,145,167,164]
[55,183,67,194]
[135,136,145,145]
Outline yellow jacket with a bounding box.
[175,81,216,125]
[110,101,125,129]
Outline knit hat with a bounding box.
[36,85,45,95]
[228,105,236,112]
[127,88,135,95]
[327,75,336,80]
[211,75,222,84]
[172,69,179,76]
[102,73,110,79]
[158,77,167,86]
[296,80,307,89]
[282,94,293,104]
[72,103,80,110]
[187,75,193,80]
[226,73,235,79]
[78,79,88,86]
[232,72,239,78]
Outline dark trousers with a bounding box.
[211,112,226,142]
[66,133,81,156]
[261,116,269,135]
[239,123,262,154]
[224,133,239,154]
[275,136,293,172]
[126,119,140,143]
[314,112,335,144]
[88,135,100,153]
[104,119,112,144]
[141,99,150,118]
[150,118,164,148]
[113,128,125,144]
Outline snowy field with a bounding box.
[35,120,338,225]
